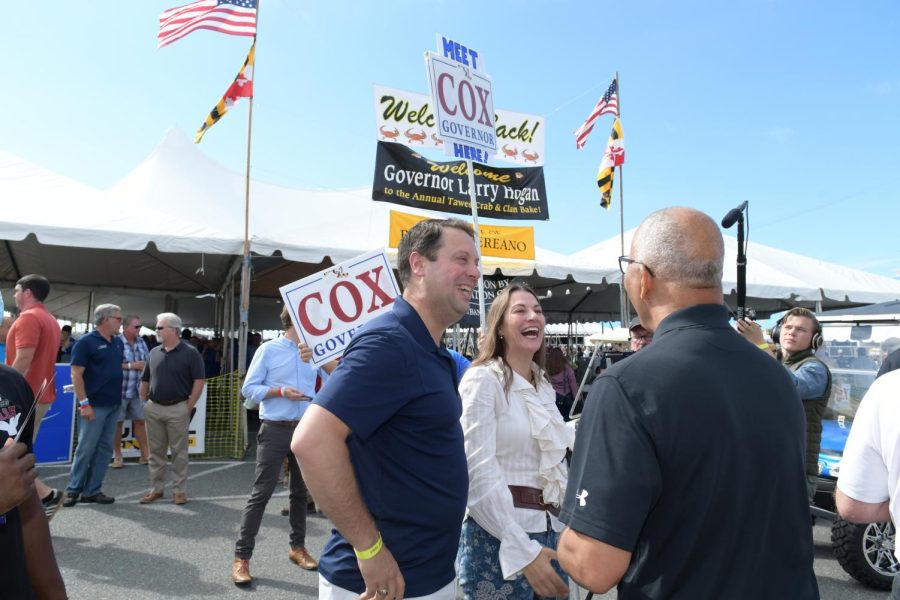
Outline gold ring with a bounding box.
[377,589,388,597]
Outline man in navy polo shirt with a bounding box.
[557,208,818,598]
[293,218,481,600]
[63,304,125,507]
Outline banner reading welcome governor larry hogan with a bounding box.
[372,141,549,220]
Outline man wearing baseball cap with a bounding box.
[628,317,652,352]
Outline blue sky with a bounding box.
[3,1,898,278]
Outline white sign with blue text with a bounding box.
[426,35,497,161]
[279,249,401,368]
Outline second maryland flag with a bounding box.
[596,118,625,210]
[195,43,255,143]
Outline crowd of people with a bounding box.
[4,211,900,599]
[1,276,206,598]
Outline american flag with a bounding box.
[159,0,257,49]
[574,79,618,149]
[195,43,255,143]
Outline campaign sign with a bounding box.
[280,249,401,367]
[373,84,545,167]
[34,365,77,464]
[372,141,549,220]
[426,51,497,154]
[458,276,511,328]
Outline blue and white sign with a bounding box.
[426,35,497,160]
[34,365,77,464]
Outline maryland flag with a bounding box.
[596,118,625,210]
[195,43,255,143]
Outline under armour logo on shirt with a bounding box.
[576,489,589,507]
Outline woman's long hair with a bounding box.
[472,283,547,393]
[545,346,567,377]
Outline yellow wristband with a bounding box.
[756,343,771,350]
[354,533,383,560]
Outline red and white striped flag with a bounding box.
[574,78,618,149]
[159,0,257,49]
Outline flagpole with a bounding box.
[237,6,259,379]
[615,71,630,327]
[466,159,487,331]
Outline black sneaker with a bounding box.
[42,489,66,521]
[62,492,79,508]
[79,492,115,504]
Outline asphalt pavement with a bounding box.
[40,446,889,600]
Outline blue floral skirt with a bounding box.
[456,517,568,600]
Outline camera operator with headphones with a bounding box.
[737,308,832,501]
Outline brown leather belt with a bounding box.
[508,485,560,517]
[262,419,300,427]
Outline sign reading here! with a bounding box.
[279,249,401,367]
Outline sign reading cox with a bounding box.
[426,35,497,163]
[279,249,401,367]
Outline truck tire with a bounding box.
[831,517,898,590]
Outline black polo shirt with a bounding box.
[0,364,36,599]
[141,341,205,404]
[562,304,819,599]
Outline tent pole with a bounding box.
[85,290,94,329]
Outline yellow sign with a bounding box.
[389,211,535,260]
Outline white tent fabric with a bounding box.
[565,229,900,317]
[1,130,615,325]
[4,129,897,326]
[102,130,613,282]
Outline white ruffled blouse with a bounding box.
[458,359,576,580]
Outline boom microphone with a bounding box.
[721,201,748,229]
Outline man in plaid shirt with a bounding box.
[111,314,149,468]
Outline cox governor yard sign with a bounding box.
[279,249,400,367]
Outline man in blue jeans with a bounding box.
[63,304,124,507]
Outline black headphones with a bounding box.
[771,312,823,351]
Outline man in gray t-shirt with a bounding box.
[138,312,205,506]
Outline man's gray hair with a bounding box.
[123,314,141,325]
[632,208,724,288]
[157,312,183,330]
[94,304,121,326]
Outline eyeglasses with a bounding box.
[618,256,654,277]
[155,326,171,331]
[632,334,653,342]
[110,316,123,322]
[132,324,142,329]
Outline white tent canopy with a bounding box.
[561,228,900,320]
[1,130,616,326]
[4,130,897,327]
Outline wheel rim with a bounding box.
[862,522,900,578]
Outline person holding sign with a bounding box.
[231,307,337,585]
[457,283,573,599]
[292,218,481,600]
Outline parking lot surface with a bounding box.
[41,452,887,599]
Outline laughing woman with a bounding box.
[457,283,574,599]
